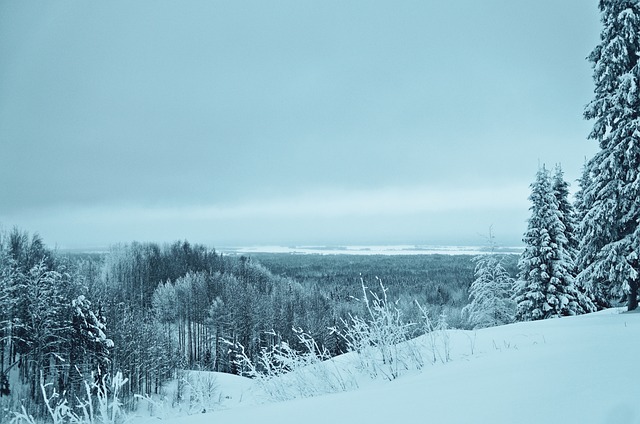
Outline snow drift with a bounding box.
[134,308,638,424]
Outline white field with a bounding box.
[134,308,639,424]
[221,245,524,256]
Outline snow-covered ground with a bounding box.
[221,245,524,256]
[132,308,639,424]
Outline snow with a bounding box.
[221,245,524,256]
[133,308,639,424]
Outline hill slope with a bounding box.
[158,309,639,424]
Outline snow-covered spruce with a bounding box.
[514,166,589,321]
[551,165,595,313]
[552,165,579,262]
[462,251,515,329]
[578,0,640,311]
[70,295,114,390]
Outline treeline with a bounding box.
[0,230,111,417]
[99,245,345,396]
[462,161,640,331]
[0,229,365,419]
[1,225,515,420]
[251,252,517,328]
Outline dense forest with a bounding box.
[0,227,497,420]
[249,252,517,328]
[0,155,635,421]
[1,157,636,422]
[3,1,640,422]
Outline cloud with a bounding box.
[6,184,531,223]
[0,183,530,248]
[71,183,529,221]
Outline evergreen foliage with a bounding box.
[578,0,640,311]
[552,166,596,313]
[552,166,579,258]
[69,295,113,393]
[573,161,591,227]
[0,229,114,418]
[462,250,515,329]
[514,167,587,321]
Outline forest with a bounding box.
[1,160,639,423]
[0,229,502,421]
[1,154,636,422]
[3,1,640,422]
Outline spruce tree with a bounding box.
[69,295,113,394]
[553,166,596,313]
[462,249,515,329]
[514,167,584,321]
[578,0,640,311]
[552,165,579,257]
[573,161,591,229]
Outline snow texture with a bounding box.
[135,308,639,424]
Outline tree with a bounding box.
[462,232,515,329]
[69,295,113,395]
[0,233,16,397]
[514,167,585,321]
[578,0,640,311]
[15,260,72,399]
[573,161,591,227]
[552,165,579,257]
[552,165,596,313]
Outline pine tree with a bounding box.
[552,165,579,257]
[573,161,591,226]
[578,0,640,311]
[0,234,15,397]
[17,260,71,399]
[462,245,516,329]
[69,295,113,394]
[552,165,596,313]
[514,167,585,321]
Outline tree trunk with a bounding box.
[628,280,638,311]
[214,327,220,372]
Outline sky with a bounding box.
[0,1,602,249]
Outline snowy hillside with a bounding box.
[138,308,639,424]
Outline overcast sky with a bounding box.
[0,1,602,249]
